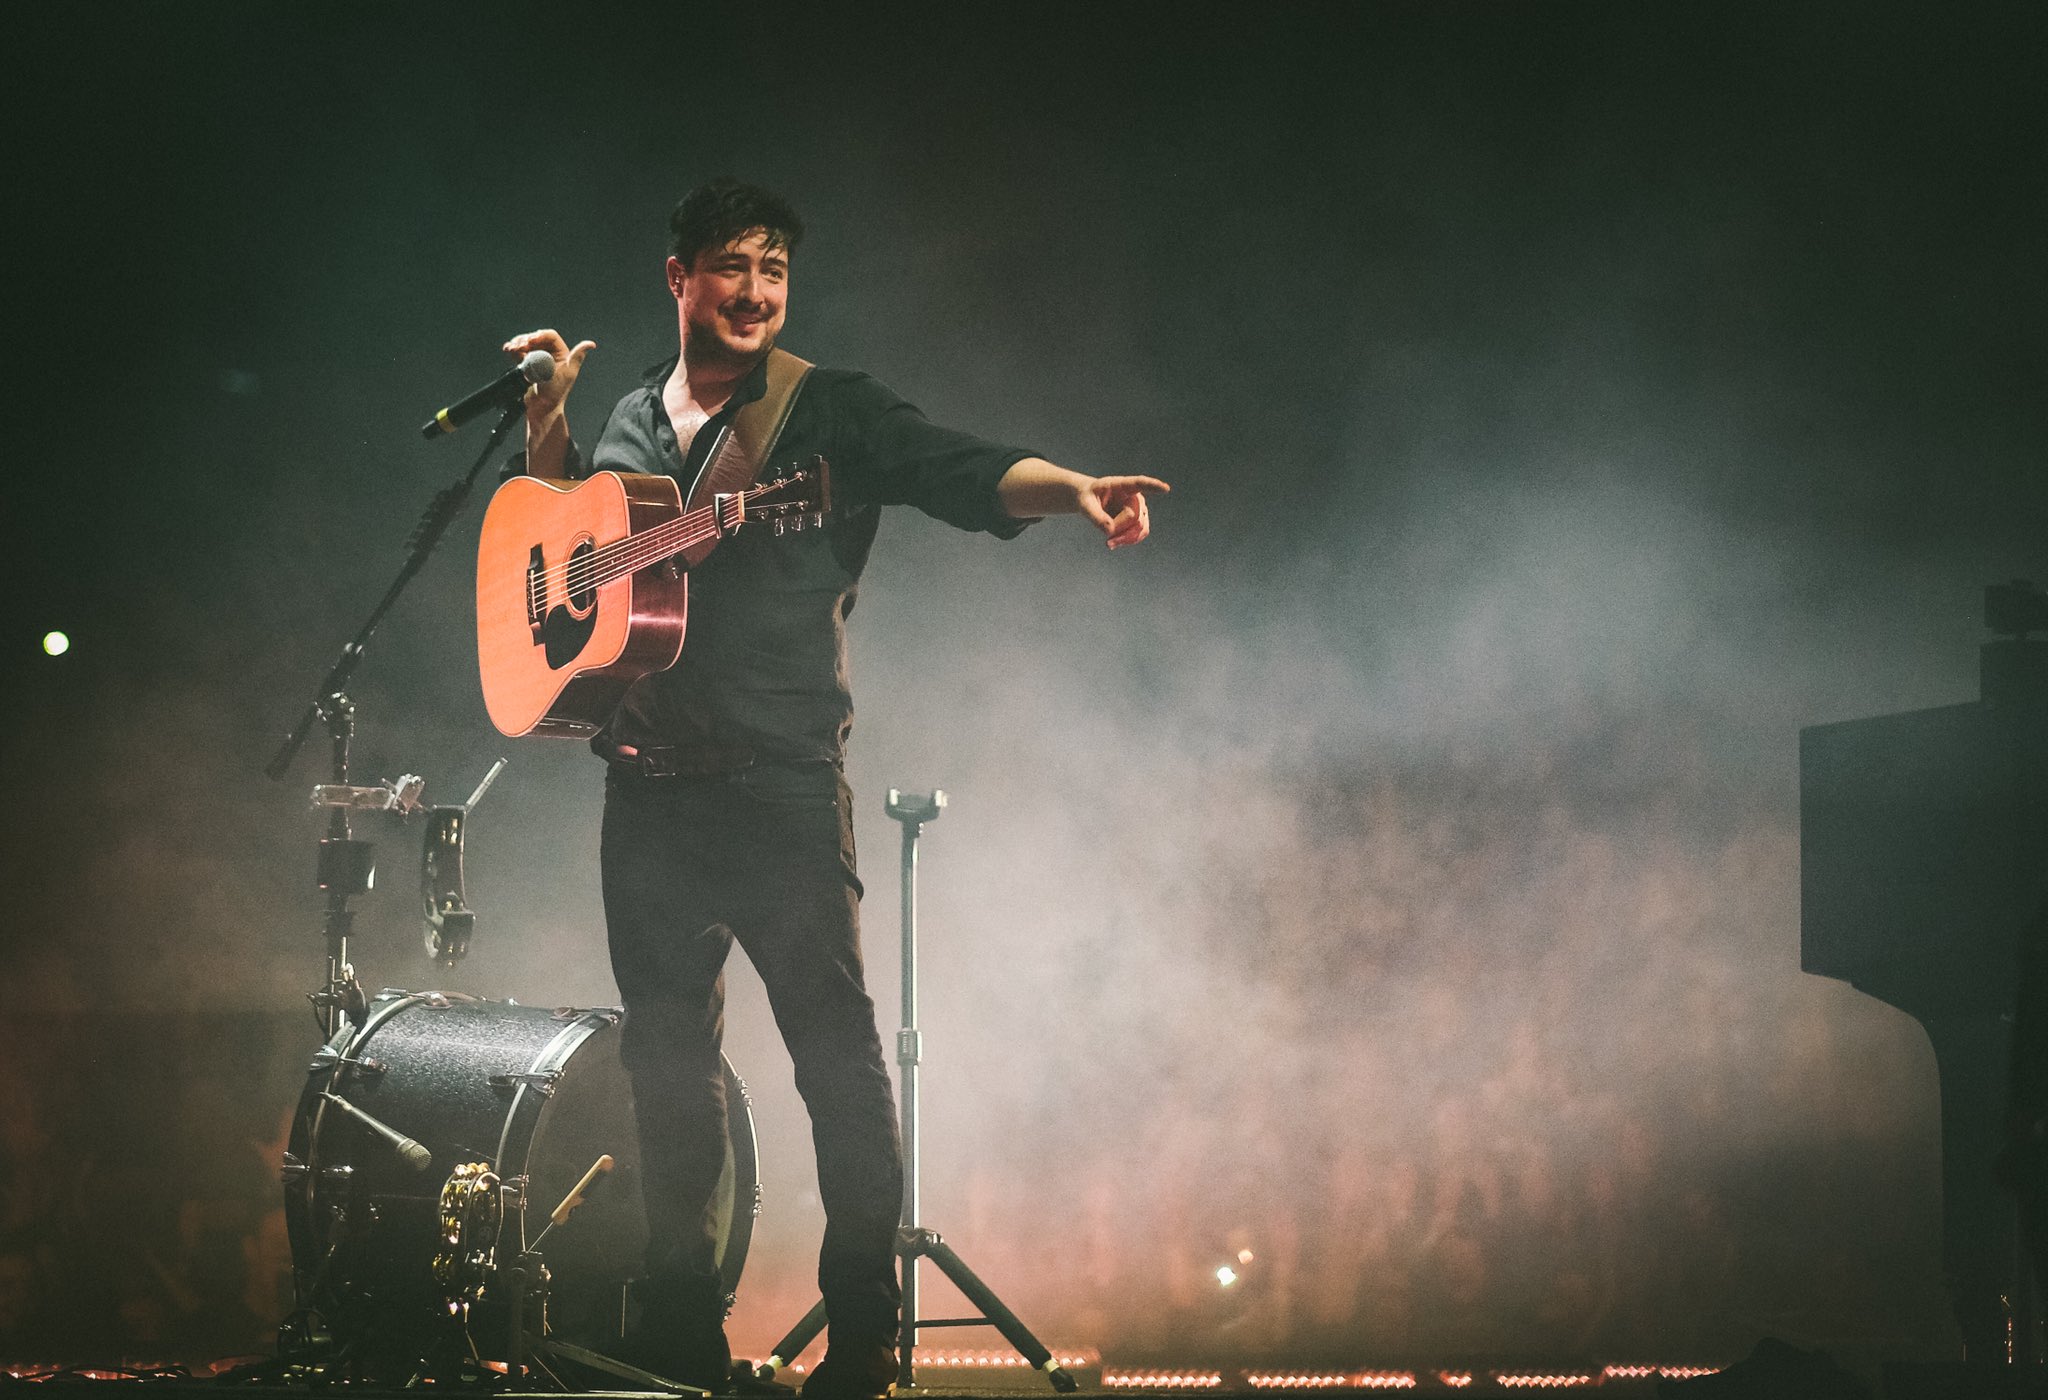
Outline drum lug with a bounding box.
[380,988,455,1008]
[308,1045,389,1076]
[490,1070,562,1096]
[281,1153,307,1183]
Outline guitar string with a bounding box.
[561,518,714,592]
[488,520,717,618]
[538,504,732,595]
[512,488,758,593]
[481,519,709,617]
[486,482,812,611]
[525,476,806,591]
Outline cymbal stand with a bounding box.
[757,789,1076,1394]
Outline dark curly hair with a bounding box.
[668,178,805,270]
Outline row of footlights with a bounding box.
[1097,1364,1721,1390]
[889,1351,1720,1389]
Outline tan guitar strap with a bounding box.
[687,347,816,511]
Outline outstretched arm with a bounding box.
[501,328,597,479]
[996,457,1171,549]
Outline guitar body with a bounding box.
[476,471,689,738]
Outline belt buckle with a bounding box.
[637,749,683,779]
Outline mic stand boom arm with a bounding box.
[264,399,525,1039]
[266,399,524,781]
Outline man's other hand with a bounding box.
[996,458,1170,547]
[1080,474,1170,550]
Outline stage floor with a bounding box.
[8,1359,2045,1399]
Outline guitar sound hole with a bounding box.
[566,538,597,616]
[533,535,601,670]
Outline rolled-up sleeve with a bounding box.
[834,372,1034,538]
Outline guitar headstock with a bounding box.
[718,455,834,536]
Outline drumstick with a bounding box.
[549,1153,616,1227]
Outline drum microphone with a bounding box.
[419,351,554,439]
[322,1090,434,1172]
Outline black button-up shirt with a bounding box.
[565,352,1033,763]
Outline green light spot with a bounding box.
[42,631,70,657]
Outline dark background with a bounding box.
[1,0,2041,1373]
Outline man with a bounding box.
[502,180,1166,1400]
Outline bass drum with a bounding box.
[283,990,756,1367]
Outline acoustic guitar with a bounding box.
[476,463,828,737]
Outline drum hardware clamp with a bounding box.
[381,987,455,1008]
[276,1159,350,1189]
[306,1045,387,1076]
[490,1069,563,1096]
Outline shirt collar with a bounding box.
[639,351,773,412]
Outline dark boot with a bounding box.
[621,1270,734,1391]
[799,1333,897,1400]
[803,1253,900,1400]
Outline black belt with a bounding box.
[591,734,755,778]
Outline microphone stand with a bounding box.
[756,789,1077,1394]
[265,399,525,1038]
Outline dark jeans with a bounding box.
[602,760,904,1342]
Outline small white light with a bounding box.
[42,631,70,657]
[1215,1265,1237,1287]
[1237,1248,1255,1264]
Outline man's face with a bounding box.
[671,229,789,368]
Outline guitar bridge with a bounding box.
[525,544,547,638]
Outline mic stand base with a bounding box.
[753,1229,1076,1394]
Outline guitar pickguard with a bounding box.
[529,538,599,670]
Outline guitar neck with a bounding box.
[578,482,801,593]
[577,496,727,591]
[567,461,826,594]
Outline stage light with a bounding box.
[42,631,69,656]
[1244,1374,1417,1391]
[1215,1265,1238,1287]
[1236,1248,1255,1264]
[1495,1373,1593,1388]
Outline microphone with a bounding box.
[419,350,554,439]
[322,1090,434,1172]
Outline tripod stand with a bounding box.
[759,789,1076,1394]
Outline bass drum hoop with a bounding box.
[286,990,757,1346]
